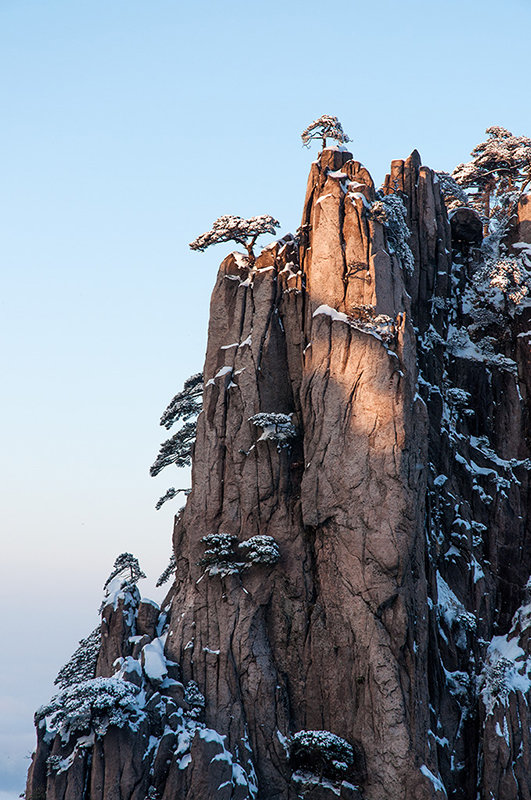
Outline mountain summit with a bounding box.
[26,142,531,800]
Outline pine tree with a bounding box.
[301,115,350,150]
[190,215,280,266]
[103,553,146,590]
[54,627,101,690]
[453,126,531,235]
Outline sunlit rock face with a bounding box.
[26,150,531,800]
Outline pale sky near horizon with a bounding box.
[2,0,531,794]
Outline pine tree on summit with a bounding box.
[190,214,280,266]
[301,114,350,150]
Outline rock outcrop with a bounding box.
[26,148,531,800]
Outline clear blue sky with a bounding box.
[2,0,531,794]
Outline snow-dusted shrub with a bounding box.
[249,413,297,449]
[160,372,203,430]
[150,420,197,477]
[199,533,241,576]
[453,126,531,231]
[190,215,280,265]
[349,304,396,343]
[301,115,350,149]
[104,553,146,590]
[436,171,470,211]
[54,627,100,690]
[238,535,280,567]
[370,192,414,274]
[184,680,205,719]
[289,730,355,780]
[156,552,176,587]
[477,255,531,307]
[155,486,190,511]
[35,677,144,741]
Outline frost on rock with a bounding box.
[54,627,101,690]
[349,304,397,343]
[436,572,476,650]
[249,412,297,450]
[289,730,356,782]
[479,600,531,716]
[35,677,145,742]
[238,535,280,567]
[370,192,414,274]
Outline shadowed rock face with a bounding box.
[26,154,531,800]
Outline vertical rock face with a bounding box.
[27,152,531,800]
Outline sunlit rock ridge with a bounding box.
[26,146,531,800]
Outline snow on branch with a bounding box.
[103,553,146,591]
[289,730,355,781]
[189,215,280,265]
[436,171,470,211]
[452,125,531,234]
[156,552,176,587]
[35,677,144,741]
[150,420,197,477]
[54,627,101,690]
[155,486,190,511]
[249,412,297,449]
[301,115,350,150]
[238,535,280,567]
[199,532,281,577]
[160,372,203,431]
[370,192,414,273]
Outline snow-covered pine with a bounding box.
[35,677,144,741]
[289,730,355,780]
[150,420,197,477]
[436,171,470,211]
[249,412,297,449]
[199,533,241,576]
[54,628,101,690]
[189,215,280,265]
[160,372,203,430]
[155,486,190,511]
[349,304,396,343]
[453,126,531,234]
[156,552,176,587]
[103,553,146,591]
[184,680,205,719]
[238,535,280,567]
[301,115,350,150]
[370,192,414,274]
[474,255,531,309]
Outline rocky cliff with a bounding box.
[26,146,531,800]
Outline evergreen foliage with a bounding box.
[150,421,197,477]
[289,730,355,781]
[190,215,280,265]
[156,552,176,587]
[301,115,350,149]
[103,553,146,590]
[160,373,203,430]
[54,628,101,690]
